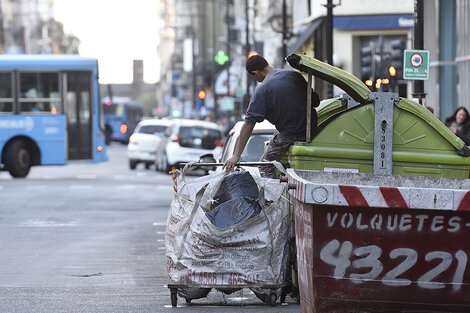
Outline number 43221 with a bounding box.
[319,239,467,291]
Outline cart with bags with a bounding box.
[165,164,294,307]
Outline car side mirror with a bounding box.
[198,153,216,171]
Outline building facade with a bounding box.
[158,0,470,121]
[0,0,79,54]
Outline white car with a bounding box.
[155,119,224,173]
[203,120,277,176]
[127,118,172,170]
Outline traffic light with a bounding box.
[198,90,206,100]
[389,65,397,77]
[247,51,259,59]
[196,90,206,111]
[360,45,374,83]
[390,39,406,79]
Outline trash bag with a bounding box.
[177,287,211,301]
[205,197,261,229]
[211,171,259,208]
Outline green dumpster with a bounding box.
[287,54,470,179]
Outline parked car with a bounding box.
[155,119,224,173]
[127,118,172,170]
[202,120,277,176]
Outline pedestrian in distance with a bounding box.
[425,106,434,114]
[222,54,320,178]
[445,106,470,146]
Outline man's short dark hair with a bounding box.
[246,55,268,73]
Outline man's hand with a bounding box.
[222,122,254,175]
[222,155,240,174]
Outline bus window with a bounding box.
[0,72,13,113]
[19,72,61,114]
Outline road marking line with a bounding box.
[69,185,93,190]
[77,174,97,179]
[25,185,47,190]
[117,185,137,190]
[113,175,135,180]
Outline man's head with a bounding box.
[246,55,272,82]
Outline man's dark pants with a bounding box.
[258,133,304,178]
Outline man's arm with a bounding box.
[222,122,255,174]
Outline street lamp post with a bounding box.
[323,0,338,98]
[412,0,426,105]
[282,0,287,61]
[244,0,250,115]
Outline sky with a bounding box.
[53,0,162,84]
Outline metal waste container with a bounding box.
[283,54,470,312]
[287,169,470,313]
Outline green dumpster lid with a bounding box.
[286,54,371,104]
[398,97,467,153]
[312,95,470,156]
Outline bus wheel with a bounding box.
[145,162,151,170]
[129,159,137,170]
[5,140,31,178]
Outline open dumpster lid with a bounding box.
[286,54,371,104]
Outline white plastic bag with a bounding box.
[165,168,291,287]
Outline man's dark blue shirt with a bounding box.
[245,69,308,140]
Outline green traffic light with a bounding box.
[214,50,229,65]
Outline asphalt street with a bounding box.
[0,144,300,313]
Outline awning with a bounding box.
[334,14,414,30]
[287,17,325,56]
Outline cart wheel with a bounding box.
[170,288,177,307]
[270,292,277,307]
[185,298,191,303]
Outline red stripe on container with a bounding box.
[339,185,369,207]
[457,192,470,211]
[380,187,408,208]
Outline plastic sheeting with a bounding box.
[165,169,291,293]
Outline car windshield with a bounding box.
[179,126,220,149]
[240,133,273,162]
[138,125,167,135]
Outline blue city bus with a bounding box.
[102,96,143,144]
[0,55,108,178]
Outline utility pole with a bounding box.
[412,0,425,105]
[0,1,5,53]
[190,10,196,118]
[282,0,287,61]
[212,0,218,118]
[324,0,337,98]
[243,0,250,116]
[226,0,231,99]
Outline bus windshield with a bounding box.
[104,104,124,116]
